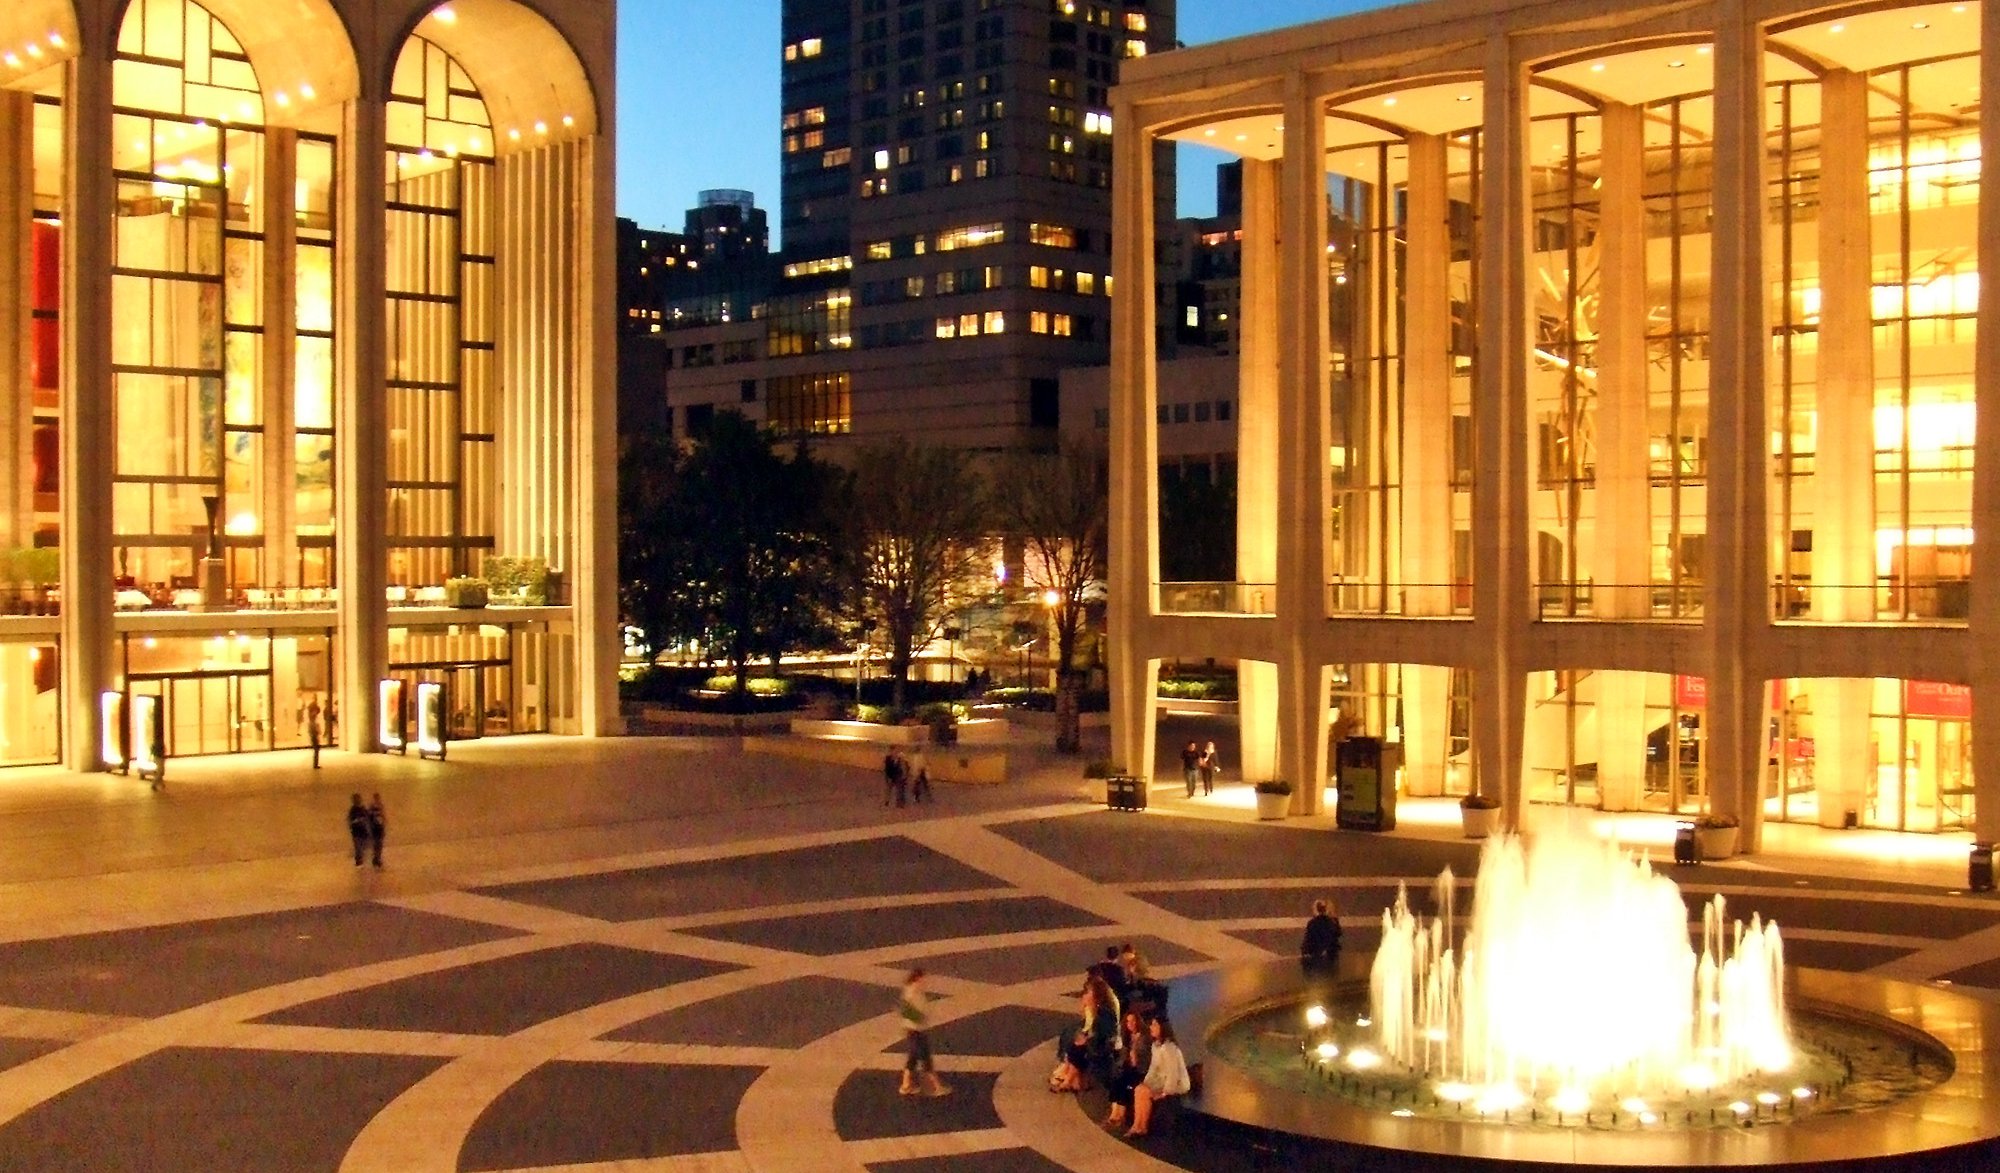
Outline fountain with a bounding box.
[1369,817,1792,1113]
[1170,813,2000,1169]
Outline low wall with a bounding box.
[788,717,1010,745]
[745,735,1009,784]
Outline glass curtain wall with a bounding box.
[109,0,267,597]
[294,133,337,587]
[384,37,497,590]
[1325,131,1478,615]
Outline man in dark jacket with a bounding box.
[1299,899,1341,972]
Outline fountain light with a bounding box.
[1475,1085,1526,1115]
[1345,1047,1381,1070]
[1792,1087,1814,1100]
[1640,1111,1660,1125]
[1435,1081,1474,1103]
[1619,1097,1649,1115]
[1550,1087,1590,1115]
[1678,1063,1718,1089]
[1729,1100,1752,1116]
[1355,1016,1372,1028]
[1305,1005,1329,1028]
[1757,1091,1782,1106]
[1316,1041,1339,1060]
[1391,1108,1414,1117]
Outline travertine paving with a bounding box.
[0,734,1989,1172]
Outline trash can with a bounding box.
[1334,737,1396,831]
[1108,774,1147,812]
[1673,821,1698,866]
[1972,843,1995,893]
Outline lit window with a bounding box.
[960,312,980,336]
[874,149,891,171]
[1031,311,1051,333]
[936,222,1005,250]
[1125,12,1147,31]
[1053,314,1072,336]
[1030,266,1050,288]
[1076,272,1095,294]
[804,106,826,125]
[984,311,1005,333]
[1124,40,1146,57]
[1030,223,1077,248]
[936,316,957,338]
[1184,306,1199,328]
[801,37,823,57]
[867,240,893,259]
[823,147,851,167]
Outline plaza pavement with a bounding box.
[0,724,1992,1172]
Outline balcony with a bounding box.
[1535,581,1704,621]
[1772,580,1969,623]
[1156,581,1275,615]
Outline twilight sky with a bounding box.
[614,0,1396,241]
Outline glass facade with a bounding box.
[1124,1,1987,836]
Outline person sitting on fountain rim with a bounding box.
[1300,898,1342,973]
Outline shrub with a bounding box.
[703,675,792,698]
[1459,792,1501,810]
[444,576,489,607]
[1695,812,1740,830]
[984,686,1056,711]
[1082,759,1117,779]
[1157,676,1239,701]
[1253,779,1293,796]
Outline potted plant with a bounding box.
[1254,779,1293,820]
[444,576,490,609]
[1459,791,1502,839]
[1694,812,1741,860]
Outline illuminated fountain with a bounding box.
[1369,816,1793,1114]
[1183,809,2000,1167]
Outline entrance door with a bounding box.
[163,672,271,756]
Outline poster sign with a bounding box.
[101,691,127,771]
[379,679,406,752]
[1675,675,1707,710]
[1905,679,1972,720]
[415,681,447,760]
[131,693,164,783]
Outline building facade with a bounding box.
[655,0,1178,451]
[1109,0,1996,847]
[0,0,620,771]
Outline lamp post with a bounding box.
[943,625,962,687]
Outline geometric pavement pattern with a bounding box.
[0,772,1995,1171]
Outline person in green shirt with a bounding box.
[898,968,950,1097]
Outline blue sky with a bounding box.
[614,1,1393,241]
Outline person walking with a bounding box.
[366,793,387,868]
[898,968,950,1097]
[883,748,908,808]
[1299,898,1342,974]
[912,758,933,803]
[346,794,370,866]
[1180,741,1201,798]
[306,696,323,769]
[1199,740,1220,796]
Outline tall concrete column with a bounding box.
[1812,69,1878,827]
[1592,103,1653,811]
[1706,1,1773,846]
[61,39,115,771]
[1968,10,2000,845]
[262,129,298,590]
[1237,156,1281,784]
[576,134,621,736]
[1473,33,1533,816]
[1276,75,1333,812]
[1108,99,1162,782]
[336,95,389,753]
[0,91,33,548]
[1593,102,1652,621]
[1400,131,1454,795]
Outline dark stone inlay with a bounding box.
[258,942,735,1036]
[884,1005,1076,1059]
[0,903,518,1018]
[1142,886,1415,922]
[609,974,895,1048]
[1935,955,2000,990]
[835,1069,1001,1140]
[1776,939,1912,975]
[0,1037,63,1075]
[868,1146,1078,1173]
[1685,893,1993,940]
[915,934,1208,987]
[993,814,1479,885]
[683,896,1108,957]
[0,1046,442,1173]
[477,835,1004,922]
[1229,927,1381,961]
[458,1061,761,1171]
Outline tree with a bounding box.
[992,440,1107,752]
[851,440,986,710]
[617,428,683,664]
[619,412,850,704]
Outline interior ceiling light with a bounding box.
[433,6,457,23]
[48,32,65,48]
[1382,97,1397,106]
[1202,127,1215,136]
[1668,60,1685,68]
[1590,62,1605,72]
[1911,21,1929,29]
[1829,23,1844,33]
[1697,45,1711,55]
[1457,94,1472,102]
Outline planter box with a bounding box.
[1255,790,1291,820]
[1696,825,1740,860]
[1461,805,1499,839]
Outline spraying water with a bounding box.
[1369,813,1790,1109]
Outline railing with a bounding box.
[1535,581,1704,621]
[1156,582,1276,615]
[1772,580,1969,623]
[0,586,58,616]
[99,582,571,614]
[1325,580,1471,616]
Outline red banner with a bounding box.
[1675,675,1707,710]
[1904,679,1971,720]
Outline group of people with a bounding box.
[1049,945,1190,1138]
[1179,740,1221,797]
[881,747,933,807]
[345,793,387,867]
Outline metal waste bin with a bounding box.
[1334,737,1398,831]
[1972,843,1995,893]
[1108,774,1147,812]
[1673,821,1699,866]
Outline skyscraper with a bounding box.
[656,0,1176,450]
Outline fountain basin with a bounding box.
[1171,958,2000,1170]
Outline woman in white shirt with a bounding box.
[1125,1016,1190,1137]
